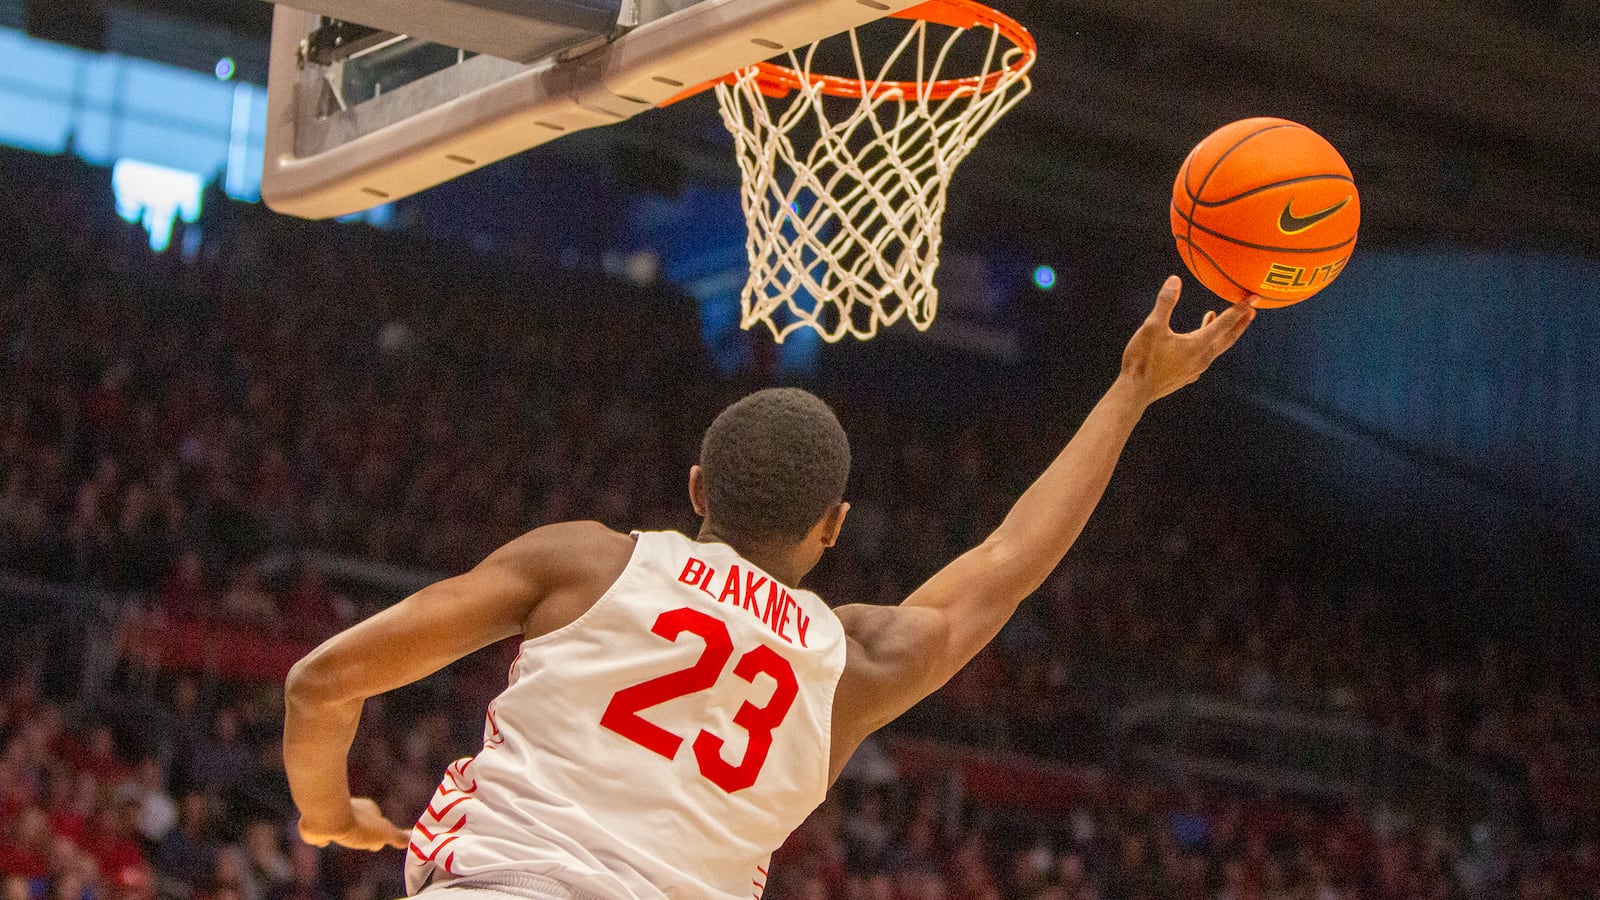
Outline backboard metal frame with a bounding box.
[262,0,927,219]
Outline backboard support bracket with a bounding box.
[262,0,928,219]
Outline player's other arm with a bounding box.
[839,277,1254,729]
[283,520,623,850]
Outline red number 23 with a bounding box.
[599,607,798,793]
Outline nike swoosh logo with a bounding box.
[1278,196,1351,234]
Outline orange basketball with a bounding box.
[1170,117,1360,308]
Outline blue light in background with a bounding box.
[337,203,398,228]
[1032,264,1057,291]
[223,81,265,202]
[0,27,267,203]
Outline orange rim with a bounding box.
[662,0,1035,105]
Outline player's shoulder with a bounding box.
[494,522,639,639]
[834,603,943,666]
[827,602,938,743]
[490,520,637,577]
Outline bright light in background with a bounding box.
[1032,264,1057,291]
[0,28,269,202]
[112,159,203,252]
[214,57,235,80]
[224,81,263,202]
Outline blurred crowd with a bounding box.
[1,150,1596,899]
[3,669,1597,900]
[766,776,1600,900]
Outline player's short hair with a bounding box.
[699,388,850,544]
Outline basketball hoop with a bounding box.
[709,0,1036,341]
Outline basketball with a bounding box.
[1170,117,1360,308]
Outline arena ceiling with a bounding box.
[128,0,1600,259]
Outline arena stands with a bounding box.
[1,149,1596,899]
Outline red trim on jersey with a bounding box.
[425,796,471,820]
[444,759,479,793]
[408,835,460,863]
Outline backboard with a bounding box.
[262,0,929,219]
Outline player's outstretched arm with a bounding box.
[836,277,1253,736]
[283,520,625,851]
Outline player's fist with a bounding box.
[298,797,410,852]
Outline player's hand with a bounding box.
[298,797,410,852]
[1118,275,1254,404]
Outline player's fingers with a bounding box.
[1147,275,1182,326]
[1206,303,1255,355]
[1202,300,1252,330]
[1194,302,1241,337]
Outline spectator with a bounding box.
[280,564,348,642]
[156,549,209,621]
[189,710,254,794]
[68,725,129,785]
[44,850,96,900]
[0,807,52,880]
[241,820,292,898]
[220,564,277,627]
[209,845,259,900]
[107,481,176,591]
[267,843,329,900]
[40,766,91,848]
[154,792,218,885]
[81,799,147,889]
[125,759,178,843]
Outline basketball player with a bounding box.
[284,277,1254,898]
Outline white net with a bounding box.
[714,8,1033,342]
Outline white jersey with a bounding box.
[407,530,848,900]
